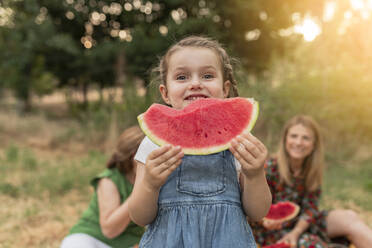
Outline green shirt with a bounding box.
[69,168,144,248]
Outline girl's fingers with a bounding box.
[152,145,183,166]
[230,139,256,165]
[243,132,267,153]
[147,145,172,161]
[236,135,260,158]
[155,151,184,173]
[161,158,182,177]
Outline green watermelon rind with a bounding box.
[137,98,259,155]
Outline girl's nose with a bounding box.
[189,77,202,89]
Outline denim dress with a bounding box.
[139,150,257,248]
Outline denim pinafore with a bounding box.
[139,150,257,248]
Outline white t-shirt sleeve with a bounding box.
[234,157,241,172]
[134,136,159,164]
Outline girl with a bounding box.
[252,115,372,248]
[128,36,272,247]
[61,126,145,248]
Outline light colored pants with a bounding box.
[60,233,112,248]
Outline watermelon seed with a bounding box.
[218,131,222,135]
[204,133,208,138]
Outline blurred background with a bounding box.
[0,0,371,247]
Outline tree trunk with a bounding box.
[115,50,126,87]
[20,64,32,112]
[82,81,88,109]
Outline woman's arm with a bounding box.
[128,145,183,226]
[230,132,272,221]
[300,188,322,224]
[97,178,132,239]
[277,219,310,246]
[277,188,322,245]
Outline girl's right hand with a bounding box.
[262,218,284,230]
[144,145,184,191]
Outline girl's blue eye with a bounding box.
[203,74,214,79]
[176,75,187,80]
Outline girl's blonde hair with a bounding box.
[153,36,239,97]
[276,115,324,192]
[106,126,145,174]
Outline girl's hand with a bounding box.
[262,218,284,230]
[277,230,300,248]
[144,144,184,191]
[229,132,268,179]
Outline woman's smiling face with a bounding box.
[285,124,315,162]
[159,47,230,110]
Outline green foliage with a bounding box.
[0,0,57,110]
[5,144,19,162]
[30,55,58,96]
[1,0,329,108]
[0,183,19,198]
[22,149,38,170]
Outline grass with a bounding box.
[322,158,372,212]
[0,145,106,199]
[0,145,106,248]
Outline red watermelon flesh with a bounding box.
[262,243,291,248]
[137,97,258,155]
[264,201,300,222]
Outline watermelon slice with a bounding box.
[137,97,259,155]
[262,243,291,248]
[264,201,300,222]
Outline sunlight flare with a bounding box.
[294,16,322,42]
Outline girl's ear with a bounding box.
[159,84,171,105]
[223,80,231,98]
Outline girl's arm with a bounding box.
[229,132,272,221]
[97,178,132,239]
[128,145,184,226]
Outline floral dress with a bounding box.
[252,158,330,248]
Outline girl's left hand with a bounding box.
[229,132,268,179]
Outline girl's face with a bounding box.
[159,47,230,110]
[285,124,315,162]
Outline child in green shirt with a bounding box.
[61,126,145,248]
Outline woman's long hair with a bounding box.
[106,126,145,174]
[276,115,324,192]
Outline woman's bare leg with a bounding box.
[326,209,372,248]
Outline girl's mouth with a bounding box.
[184,94,208,101]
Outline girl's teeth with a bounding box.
[189,96,205,100]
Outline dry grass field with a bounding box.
[0,91,371,248]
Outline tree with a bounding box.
[1,0,331,111]
[0,0,57,111]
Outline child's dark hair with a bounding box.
[106,126,145,174]
[153,36,239,97]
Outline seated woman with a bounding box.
[252,115,372,248]
[60,126,145,248]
